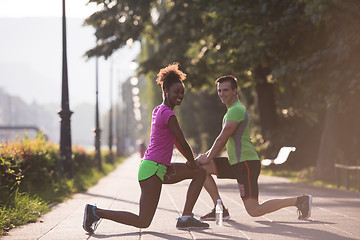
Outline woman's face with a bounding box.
[166,82,185,107]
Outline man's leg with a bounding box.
[198,158,231,221]
[235,161,310,219]
[202,160,222,206]
[243,197,297,217]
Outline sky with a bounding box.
[0,0,98,18]
[0,0,140,111]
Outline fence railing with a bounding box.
[335,162,360,191]
[0,125,48,140]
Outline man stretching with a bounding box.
[197,75,312,221]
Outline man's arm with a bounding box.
[205,120,239,161]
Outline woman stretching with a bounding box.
[83,63,209,234]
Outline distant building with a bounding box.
[0,88,59,143]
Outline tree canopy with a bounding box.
[85,0,360,115]
[84,0,360,180]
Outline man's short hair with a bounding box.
[215,75,238,89]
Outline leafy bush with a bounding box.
[0,134,59,201]
[0,134,124,235]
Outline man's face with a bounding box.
[217,81,237,106]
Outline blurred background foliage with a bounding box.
[84,0,360,182]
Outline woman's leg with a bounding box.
[95,175,162,228]
[163,163,206,216]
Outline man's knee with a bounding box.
[246,208,261,217]
[244,200,262,217]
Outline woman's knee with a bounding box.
[137,221,151,228]
[136,217,152,228]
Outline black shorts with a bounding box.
[213,157,261,200]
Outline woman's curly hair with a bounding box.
[156,62,186,91]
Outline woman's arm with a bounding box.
[167,115,198,169]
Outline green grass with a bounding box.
[34,158,124,204]
[0,190,49,236]
[261,166,360,192]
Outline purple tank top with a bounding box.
[144,104,175,166]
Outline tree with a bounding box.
[84,0,360,178]
[296,0,360,181]
[84,0,153,58]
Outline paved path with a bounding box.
[2,153,360,240]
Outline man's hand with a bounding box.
[196,153,210,164]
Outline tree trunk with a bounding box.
[314,103,339,182]
[314,91,360,182]
[254,65,278,140]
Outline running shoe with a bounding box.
[200,207,230,221]
[176,213,209,229]
[83,204,100,234]
[296,195,312,220]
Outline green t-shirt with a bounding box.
[223,101,259,165]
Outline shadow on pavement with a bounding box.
[92,229,247,240]
[225,219,355,240]
[91,232,139,239]
[185,228,247,240]
[256,219,335,225]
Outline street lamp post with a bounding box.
[108,58,114,164]
[94,57,102,171]
[115,80,121,157]
[58,0,73,178]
